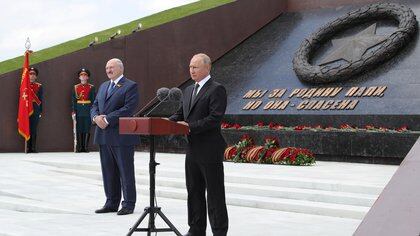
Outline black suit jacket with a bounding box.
[169,78,227,163]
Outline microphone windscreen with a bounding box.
[169,88,183,101]
[156,87,170,101]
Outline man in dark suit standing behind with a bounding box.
[169,53,229,236]
[91,58,139,215]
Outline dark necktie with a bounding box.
[107,82,116,98]
[190,83,200,108]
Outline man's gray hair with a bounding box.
[109,58,124,71]
[194,53,212,65]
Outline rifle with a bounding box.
[72,113,77,152]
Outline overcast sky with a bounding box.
[0,0,196,61]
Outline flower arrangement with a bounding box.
[257,137,280,164]
[225,134,254,163]
[224,134,315,166]
[271,147,315,165]
[221,122,415,133]
[221,122,242,129]
[245,146,264,163]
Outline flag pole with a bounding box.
[24,37,31,154]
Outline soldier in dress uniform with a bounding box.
[27,67,43,153]
[72,68,95,152]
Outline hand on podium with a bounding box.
[177,121,190,134]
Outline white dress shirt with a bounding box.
[108,74,124,90]
[194,74,211,94]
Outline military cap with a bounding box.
[78,68,91,77]
[29,67,39,76]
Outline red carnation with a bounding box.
[290,152,297,162]
[340,123,353,129]
[241,134,251,141]
[365,124,375,130]
[268,122,277,129]
[396,125,408,132]
[265,147,276,158]
[221,122,231,129]
[233,123,242,129]
[294,125,305,131]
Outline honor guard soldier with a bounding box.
[27,67,43,153]
[72,68,95,152]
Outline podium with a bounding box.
[120,117,189,236]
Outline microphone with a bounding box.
[143,87,182,117]
[168,87,182,102]
[157,87,170,101]
[168,88,183,116]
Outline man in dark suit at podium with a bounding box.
[169,53,229,236]
[91,58,140,215]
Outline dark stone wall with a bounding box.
[199,0,420,164]
[286,0,381,12]
[212,0,420,127]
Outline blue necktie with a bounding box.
[107,82,115,98]
[108,82,115,92]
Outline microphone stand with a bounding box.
[127,134,182,236]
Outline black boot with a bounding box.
[31,135,38,153]
[26,138,33,153]
[81,133,87,152]
[84,133,90,153]
[76,133,82,153]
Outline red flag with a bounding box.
[17,51,33,141]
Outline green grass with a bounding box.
[0,0,234,75]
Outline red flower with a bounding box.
[365,124,375,130]
[263,149,272,159]
[289,152,297,162]
[268,122,277,129]
[257,121,265,127]
[340,123,353,129]
[221,122,231,129]
[233,123,242,129]
[396,125,408,132]
[231,148,237,156]
[294,125,306,131]
[241,134,251,141]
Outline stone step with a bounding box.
[32,160,384,195]
[0,195,84,215]
[53,168,377,211]
[25,159,382,219]
[136,185,369,220]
